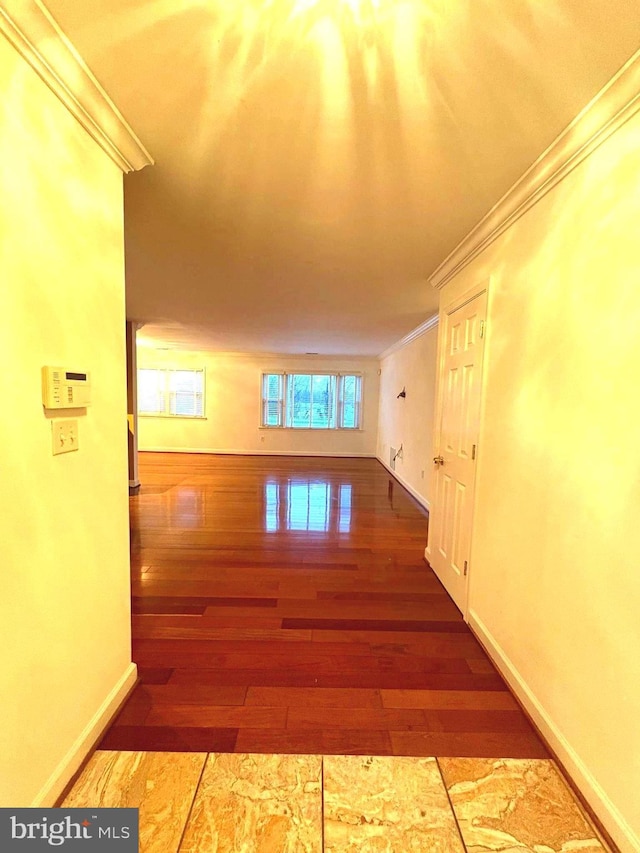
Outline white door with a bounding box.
[427,289,487,614]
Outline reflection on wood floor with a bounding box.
[99,453,548,757]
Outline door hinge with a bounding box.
[471,444,476,460]
[480,321,485,338]
[463,560,468,576]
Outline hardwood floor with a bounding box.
[99,452,548,757]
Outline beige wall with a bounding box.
[376,328,439,509]
[137,349,379,457]
[0,36,133,805]
[438,107,640,849]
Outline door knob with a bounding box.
[433,455,444,467]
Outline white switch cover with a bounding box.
[52,419,79,455]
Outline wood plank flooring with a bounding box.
[98,453,548,757]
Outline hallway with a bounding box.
[100,453,546,757]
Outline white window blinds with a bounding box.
[261,372,362,429]
[138,368,205,418]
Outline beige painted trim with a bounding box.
[429,48,640,290]
[0,0,153,172]
[468,610,638,853]
[32,662,138,807]
[377,457,430,513]
[378,314,439,361]
[139,447,376,457]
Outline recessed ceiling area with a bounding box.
[46,0,640,354]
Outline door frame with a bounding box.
[425,277,492,620]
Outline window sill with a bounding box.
[258,426,363,431]
[139,414,207,420]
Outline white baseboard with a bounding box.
[139,447,376,458]
[376,457,431,512]
[32,662,138,807]
[468,609,638,853]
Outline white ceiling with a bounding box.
[46,0,640,355]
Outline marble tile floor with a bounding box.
[63,751,611,853]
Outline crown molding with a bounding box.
[136,344,380,361]
[429,47,640,290]
[0,0,153,173]
[378,313,439,361]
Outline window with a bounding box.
[262,372,284,427]
[288,374,336,429]
[261,372,362,429]
[138,368,205,418]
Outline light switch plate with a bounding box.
[52,419,79,455]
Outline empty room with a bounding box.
[2,1,639,851]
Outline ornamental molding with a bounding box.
[429,48,640,290]
[0,0,153,172]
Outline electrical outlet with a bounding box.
[52,419,79,455]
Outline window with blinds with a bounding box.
[262,372,284,427]
[138,368,205,418]
[261,373,362,430]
